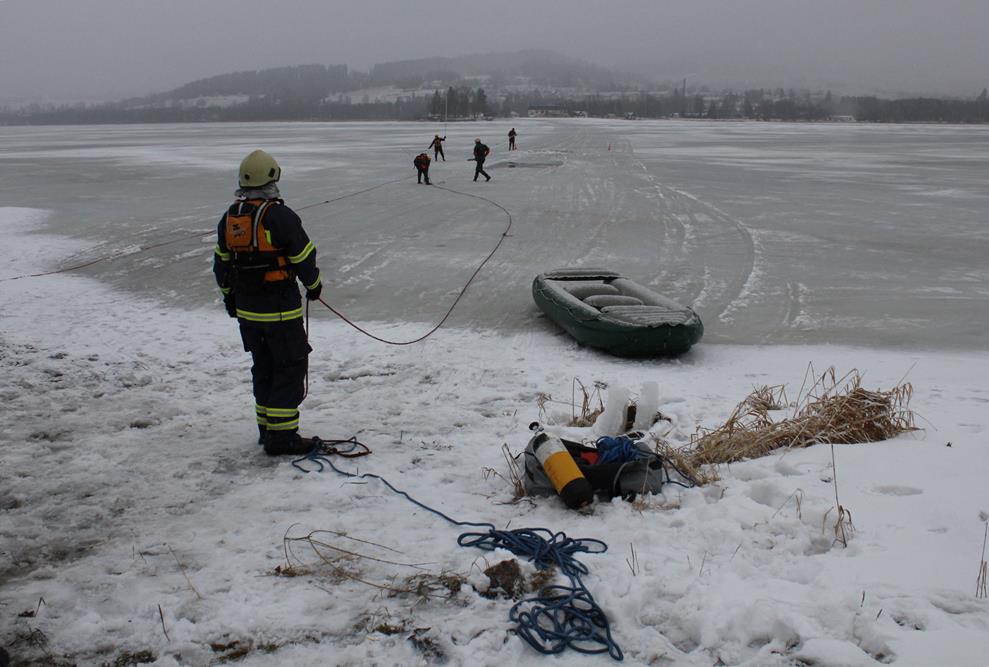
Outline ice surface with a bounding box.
[2,120,989,665]
[2,119,988,348]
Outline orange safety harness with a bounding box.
[224,199,292,283]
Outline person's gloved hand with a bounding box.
[306,283,322,301]
[223,292,237,318]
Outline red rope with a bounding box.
[314,184,513,345]
[303,298,311,400]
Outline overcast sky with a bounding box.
[2,0,987,103]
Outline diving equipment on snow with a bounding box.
[531,433,594,509]
[523,432,695,504]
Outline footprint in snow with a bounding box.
[871,485,923,496]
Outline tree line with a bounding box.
[503,87,989,123]
[3,87,989,125]
[427,87,489,118]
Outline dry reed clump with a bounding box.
[644,435,719,487]
[687,366,917,467]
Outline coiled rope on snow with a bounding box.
[292,442,624,660]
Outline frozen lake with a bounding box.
[3,120,989,665]
[2,119,987,349]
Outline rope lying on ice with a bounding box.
[313,182,513,345]
[0,176,412,283]
[6,171,512,350]
[0,228,216,282]
[292,441,624,661]
[295,176,410,212]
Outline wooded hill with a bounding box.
[2,51,987,125]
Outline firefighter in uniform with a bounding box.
[213,150,322,455]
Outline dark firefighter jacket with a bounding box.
[473,143,490,163]
[213,198,321,323]
[429,136,445,149]
[414,153,431,170]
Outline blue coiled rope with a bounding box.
[594,436,647,465]
[292,441,624,661]
[459,528,621,659]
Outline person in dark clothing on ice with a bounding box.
[414,152,432,184]
[472,138,491,182]
[213,150,323,456]
[429,134,446,161]
[508,127,517,150]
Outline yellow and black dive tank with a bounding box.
[532,433,594,509]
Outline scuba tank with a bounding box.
[531,433,593,509]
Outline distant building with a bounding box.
[831,115,856,122]
[527,105,567,118]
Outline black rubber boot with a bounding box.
[264,433,319,456]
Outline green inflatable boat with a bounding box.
[532,268,703,357]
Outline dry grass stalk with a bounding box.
[535,392,553,425]
[392,572,465,602]
[687,367,916,467]
[829,442,852,548]
[281,529,453,599]
[158,604,170,642]
[977,523,988,599]
[743,383,788,415]
[626,543,639,576]
[535,378,606,428]
[11,628,50,656]
[168,544,203,600]
[770,489,804,521]
[568,378,605,427]
[482,444,527,501]
[832,505,854,547]
[504,444,527,499]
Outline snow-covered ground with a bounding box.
[1,120,988,666]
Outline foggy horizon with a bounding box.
[2,0,988,104]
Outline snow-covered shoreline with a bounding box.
[2,205,988,666]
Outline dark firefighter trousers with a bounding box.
[239,319,311,441]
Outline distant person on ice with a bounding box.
[508,127,517,150]
[429,134,446,161]
[472,138,491,182]
[213,150,323,456]
[414,152,432,184]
